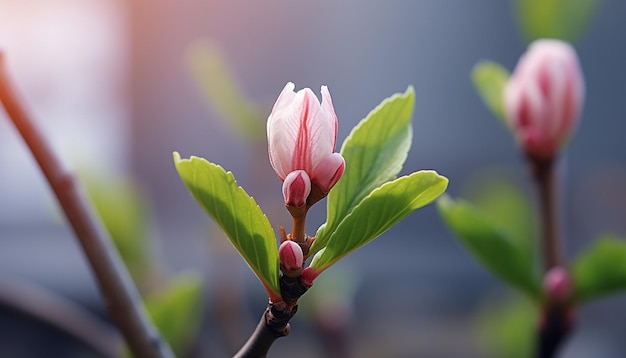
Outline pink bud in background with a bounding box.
[543,266,572,303]
[504,39,585,160]
[282,170,311,208]
[279,240,304,271]
[267,82,345,202]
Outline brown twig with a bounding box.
[234,276,309,357]
[528,156,571,358]
[0,276,121,357]
[0,53,174,358]
[530,158,561,270]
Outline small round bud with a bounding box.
[300,267,319,287]
[543,266,572,303]
[282,170,311,208]
[279,240,304,272]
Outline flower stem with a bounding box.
[0,53,174,358]
[531,158,561,270]
[232,304,290,358]
[528,156,570,358]
[234,276,310,357]
[292,214,307,244]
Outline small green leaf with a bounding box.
[513,0,601,43]
[145,273,204,357]
[571,236,626,303]
[310,171,448,272]
[462,173,535,260]
[471,61,510,125]
[311,86,415,255]
[438,195,541,300]
[173,153,280,300]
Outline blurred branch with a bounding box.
[0,53,174,358]
[0,276,120,357]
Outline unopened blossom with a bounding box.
[279,240,304,272]
[282,170,311,208]
[267,82,345,208]
[504,39,585,160]
[543,266,572,303]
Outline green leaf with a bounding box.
[471,61,510,125]
[311,86,415,255]
[438,195,541,300]
[571,236,626,303]
[173,153,280,300]
[513,0,601,43]
[310,171,448,272]
[145,273,204,357]
[186,40,266,141]
[462,172,535,260]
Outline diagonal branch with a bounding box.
[0,53,174,358]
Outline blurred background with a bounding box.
[0,0,625,357]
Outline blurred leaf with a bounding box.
[476,293,536,358]
[145,273,203,357]
[187,40,266,141]
[513,0,601,43]
[471,61,510,125]
[571,236,626,303]
[310,171,447,273]
[463,172,535,260]
[84,175,152,286]
[311,86,414,256]
[438,195,541,300]
[173,153,280,300]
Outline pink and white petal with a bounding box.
[305,88,337,169]
[321,85,338,144]
[291,88,322,172]
[311,153,345,193]
[268,86,304,177]
[270,82,296,114]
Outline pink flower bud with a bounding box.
[282,170,311,208]
[267,82,345,199]
[300,267,319,287]
[504,39,585,160]
[279,240,304,271]
[543,266,572,303]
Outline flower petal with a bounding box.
[311,153,345,193]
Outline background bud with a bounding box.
[504,39,585,160]
[543,266,572,303]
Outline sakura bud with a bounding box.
[543,266,572,303]
[279,240,304,274]
[504,39,584,160]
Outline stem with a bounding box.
[537,308,570,358]
[528,156,570,358]
[233,306,289,358]
[234,276,310,357]
[530,158,561,270]
[0,54,174,358]
[292,214,307,244]
[0,276,121,357]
